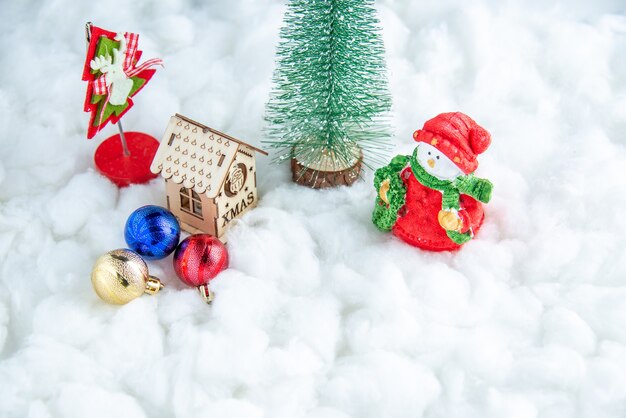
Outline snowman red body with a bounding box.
[393,166,485,251]
[373,112,493,252]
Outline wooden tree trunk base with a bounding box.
[291,157,362,189]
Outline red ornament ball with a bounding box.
[173,234,229,287]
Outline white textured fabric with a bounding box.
[0,1,625,418]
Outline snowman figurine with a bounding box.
[372,112,493,251]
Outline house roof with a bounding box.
[150,114,267,198]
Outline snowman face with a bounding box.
[416,142,463,181]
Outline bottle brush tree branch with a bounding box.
[264,0,392,188]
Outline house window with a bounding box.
[179,187,203,219]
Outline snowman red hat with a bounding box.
[412,112,491,174]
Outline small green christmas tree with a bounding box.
[264,0,392,188]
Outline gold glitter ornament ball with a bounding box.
[91,249,163,305]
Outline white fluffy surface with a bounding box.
[1,1,626,417]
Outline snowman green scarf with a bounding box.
[409,148,493,244]
[372,149,493,245]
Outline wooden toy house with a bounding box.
[150,114,267,237]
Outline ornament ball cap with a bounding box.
[145,276,164,296]
[198,284,214,304]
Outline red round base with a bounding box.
[94,132,159,187]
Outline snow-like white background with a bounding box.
[1,0,626,417]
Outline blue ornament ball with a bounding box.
[125,205,181,260]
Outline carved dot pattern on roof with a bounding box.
[150,115,244,198]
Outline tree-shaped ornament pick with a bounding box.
[82,23,163,187]
[264,0,392,188]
